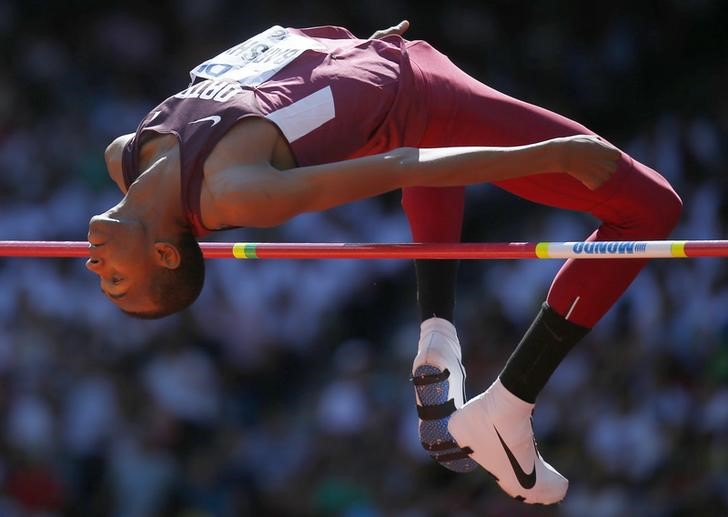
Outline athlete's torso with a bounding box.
[122,25,419,236]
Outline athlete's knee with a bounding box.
[633,179,683,237]
[662,185,683,230]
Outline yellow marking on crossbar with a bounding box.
[535,242,550,258]
[671,241,687,257]
[232,243,257,259]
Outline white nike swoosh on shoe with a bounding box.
[189,115,222,127]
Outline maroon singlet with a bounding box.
[121,25,427,237]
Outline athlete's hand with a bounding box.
[370,20,410,40]
[555,135,620,190]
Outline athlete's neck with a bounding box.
[112,151,186,236]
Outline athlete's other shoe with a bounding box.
[448,378,568,504]
[411,318,477,473]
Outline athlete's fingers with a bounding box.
[588,158,619,189]
[559,134,620,190]
[370,20,410,40]
[370,20,408,39]
[578,162,611,190]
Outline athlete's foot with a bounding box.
[411,318,477,473]
[448,378,568,504]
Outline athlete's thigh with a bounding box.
[409,43,635,213]
[410,41,595,148]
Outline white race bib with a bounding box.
[189,26,325,87]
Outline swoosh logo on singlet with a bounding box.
[494,425,537,489]
[189,115,222,127]
[147,110,162,123]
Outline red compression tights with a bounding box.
[400,41,682,328]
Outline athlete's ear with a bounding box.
[154,242,181,269]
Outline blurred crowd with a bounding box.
[1,1,727,515]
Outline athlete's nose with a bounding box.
[85,257,103,272]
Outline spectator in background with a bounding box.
[0,2,726,514]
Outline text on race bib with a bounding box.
[188,26,325,87]
[174,80,243,102]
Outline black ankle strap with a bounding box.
[416,399,456,420]
[411,368,450,386]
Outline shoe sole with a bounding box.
[414,364,478,473]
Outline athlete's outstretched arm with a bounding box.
[402,135,619,191]
[209,123,618,228]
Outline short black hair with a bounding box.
[123,231,205,319]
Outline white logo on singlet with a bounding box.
[147,110,162,123]
[189,115,222,127]
[188,26,325,87]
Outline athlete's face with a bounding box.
[86,213,159,313]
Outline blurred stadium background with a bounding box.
[1,1,727,515]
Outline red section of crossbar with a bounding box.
[0,241,90,258]
[1,240,728,259]
[684,241,728,257]
[203,242,541,259]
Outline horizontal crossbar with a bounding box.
[1,240,727,259]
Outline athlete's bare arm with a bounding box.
[204,118,619,229]
[105,134,134,193]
